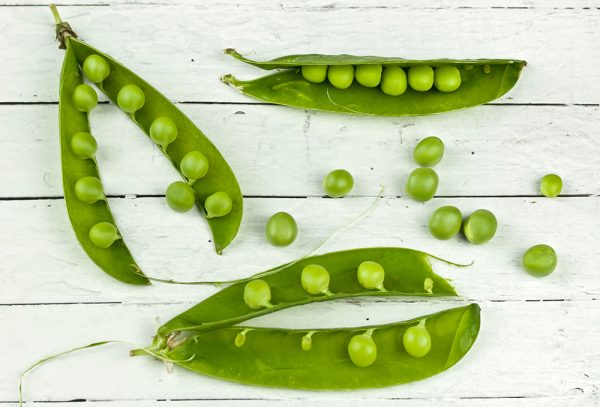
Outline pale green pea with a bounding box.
[405,167,439,202]
[74,176,104,203]
[355,64,382,87]
[180,151,209,182]
[327,65,354,89]
[72,84,98,112]
[204,191,233,218]
[348,333,377,367]
[149,117,178,150]
[265,211,298,246]
[408,65,434,92]
[357,261,385,291]
[434,65,461,92]
[301,65,328,83]
[522,244,557,277]
[165,181,196,213]
[88,222,120,248]
[323,169,354,198]
[428,205,462,240]
[243,279,272,309]
[70,132,97,159]
[301,264,331,295]
[117,84,145,114]
[380,66,407,96]
[540,174,562,198]
[463,209,497,244]
[82,54,110,83]
[413,136,444,167]
[403,321,431,358]
[301,332,315,351]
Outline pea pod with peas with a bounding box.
[222,49,526,116]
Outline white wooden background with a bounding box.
[1,0,599,406]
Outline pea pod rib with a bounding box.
[59,37,149,285]
[156,304,480,389]
[222,49,526,116]
[67,39,243,254]
[155,248,459,339]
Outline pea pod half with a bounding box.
[222,49,526,116]
[53,8,243,255]
[57,32,148,285]
[141,304,480,389]
[154,248,459,340]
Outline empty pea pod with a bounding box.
[222,49,526,116]
[53,8,243,254]
[54,19,148,285]
[137,304,480,389]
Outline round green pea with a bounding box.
[265,211,298,247]
[74,176,104,203]
[149,117,178,150]
[70,132,97,159]
[180,151,209,181]
[327,65,354,89]
[323,169,354,198]
[403,324,431,358]
[204,191,233,218]
[72,84,98,113]
[428,206,462,240]
[355,64,382,88]
[413,136,444,167]
[243,279,271,310]
[463,209,497,244]
[301,65,328,83]
[165,181,196,213]
[434,65,461,92]
[117,84,145,114]
[88,222,120,249]
[522,244,557,277]
[82,54,110,83]
[301,264,330,295]
[348,334,377,367]
[540,174,562,198]
[380,66,407,96]
[405,167,439,202]
[357,261,385,290]
[408,65,434,92]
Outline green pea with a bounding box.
[413,136,444,167]
[82,54,110,83]
[70,132,97,159]
[428,205,462,240]
[405,167,439,202]
[117,84,145,114]
[72,84,98,113]
[301,264,330,295]
[540,174,562,198]
[403,323,431,358]
[88,221,120,248]
[149,117,178,150]
[522,244,557,277]
[380,66,407,96]
[243,279,272,309]
[165,181,196,213]
[204,191,233,218]
[408,65,434,92]
[434,65,461,92]
[265,211,298,246]
[323,169,354,198]
[348,334,377,367]
[180,151,209,182]
[301,65,328,83]
[327,65,354,89]
[463,209,497,244]
[357,261,385,291]
[355,64,382,88]
[74,176,104,203]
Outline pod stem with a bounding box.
[49,4,78,49]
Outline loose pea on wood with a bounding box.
[265,211,298,247]
[522,244,557,277]
[405,167,439,202]
[463,209,497,244]
[323,169,354,198]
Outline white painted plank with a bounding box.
[1,196,598,304]
[2,4,600,103]
[1,104,598,198]
[3,300,599,402]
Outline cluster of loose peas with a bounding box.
[240,260,434,366]
[301,63,462,95]
[70,54,233,251]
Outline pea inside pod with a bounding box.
[223,49,526,116]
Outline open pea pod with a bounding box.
[154,248,459,340]
[144,304,480,389]
[58,37,149,285]
[223,49,526,116]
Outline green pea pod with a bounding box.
[58,36,149,285]
[148,304,480,389]
[52,7,243,254]
[222,49,526,116]
[154,248,460,340]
